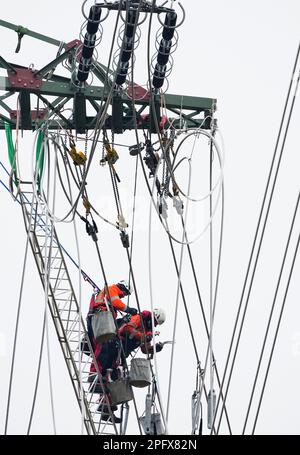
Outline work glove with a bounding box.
[120,314,132,324]
[126,307,138,316]
[155,342,163,353]
[145,333,153,342]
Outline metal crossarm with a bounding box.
[0,18,216,132]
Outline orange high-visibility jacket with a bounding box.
[89,284,127,316]
[119,311,153,342]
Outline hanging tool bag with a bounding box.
[129,358,152,388]
[91,307,116,343]
[107,377,133,405]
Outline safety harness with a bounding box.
[119,314,152,341]
[94,290,121,314]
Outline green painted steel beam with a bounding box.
[0,19,62,47]
[0,55,16,74]
[0,61,71,85]
[0,75,215,112]
[37,95,72,128]
[20,90,32,129]
[163,93,216,111]
[0,91,15,101]
[92,62,113,88]
[0,112,15,125]
[0,98,13,114]
[91,62,216,111]
[36,44,78,78]
[0,116,209,131]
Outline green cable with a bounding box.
[4,122,16,172]
[36,130,45,190]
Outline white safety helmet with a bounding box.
[118,279,133,295]
[153,308,166,325]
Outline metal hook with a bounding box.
[15,30,24,53]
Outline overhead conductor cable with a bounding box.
[212,41,300,434]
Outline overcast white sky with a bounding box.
[0,0,300,435]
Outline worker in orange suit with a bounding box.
[89,280,137,317]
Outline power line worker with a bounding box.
[97,308,167,385]
[87,280,137,379]
[94,308,166,380]
[119,308,166,358]
[89,280,137,317]
[95,308,166,423]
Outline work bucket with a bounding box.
[91,310,116,343]
[129,358,151,388]
[107,378,133,405]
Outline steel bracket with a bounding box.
[7,67,43,90]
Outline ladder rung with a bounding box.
[58,315,79,320]
[49,275,67,278]
[49,277,68,281]
[56,307,78,311]
[54,296,73,300]
[45,273,67,278]
[61,331,81,337]
[43,255,61,259]
[54,294,73,299]
[55,298,75,301]
[53,288,71,292]
[57,313,79,318]
[60,319,79,328]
